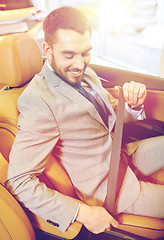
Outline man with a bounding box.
[5,6,164,234]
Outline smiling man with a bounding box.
[43,28,92,87]
[5,6,164,235]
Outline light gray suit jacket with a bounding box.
[5,62,140,232]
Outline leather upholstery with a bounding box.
[0,33,42,87]
[0,183,36,240]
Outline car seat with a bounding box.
[0,33,163,240]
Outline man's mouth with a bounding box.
[69,70,83,78]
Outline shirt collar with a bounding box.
[46,60,54,72]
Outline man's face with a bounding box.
[47,29,92,87]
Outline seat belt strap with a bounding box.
[105,87,125,215]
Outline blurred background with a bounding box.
[1,0,164,77]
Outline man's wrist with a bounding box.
[126,102,146,120]
[76,203,90,224]
[128,104,144,111]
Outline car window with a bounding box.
[0,0,33,10]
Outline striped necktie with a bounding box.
[78,85,110,127]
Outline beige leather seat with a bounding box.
[0,33,163,240]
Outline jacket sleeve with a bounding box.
[5,92,79,232]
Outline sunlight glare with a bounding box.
[100,0,130,33]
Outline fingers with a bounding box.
[76,204,118,234]
[105,216,118,232]
[123,81,146,106]
[111,218,119,228]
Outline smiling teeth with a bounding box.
[73,71,80,74]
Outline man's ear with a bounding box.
[42,41,52,60]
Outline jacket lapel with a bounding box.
[40,62,114,129]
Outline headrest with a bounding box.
[0,33,43,87]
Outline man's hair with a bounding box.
[43,6,91,47]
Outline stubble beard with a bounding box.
[51,55,86,88]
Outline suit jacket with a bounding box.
[5,61,140,232]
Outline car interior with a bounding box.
[0,33,164,240]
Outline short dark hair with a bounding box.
[43,6,91,47]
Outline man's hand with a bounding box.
[122,81,147,108]
[76,204,118,234]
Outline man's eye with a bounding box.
[65,54,74,59]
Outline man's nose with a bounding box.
[73,55,85,69]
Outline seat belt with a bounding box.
[105,87,125,215]
[85,73,126,215]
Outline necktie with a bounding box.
[78,85,110,127]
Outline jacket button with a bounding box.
[47,219,59,227]
[54,222,59,227]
